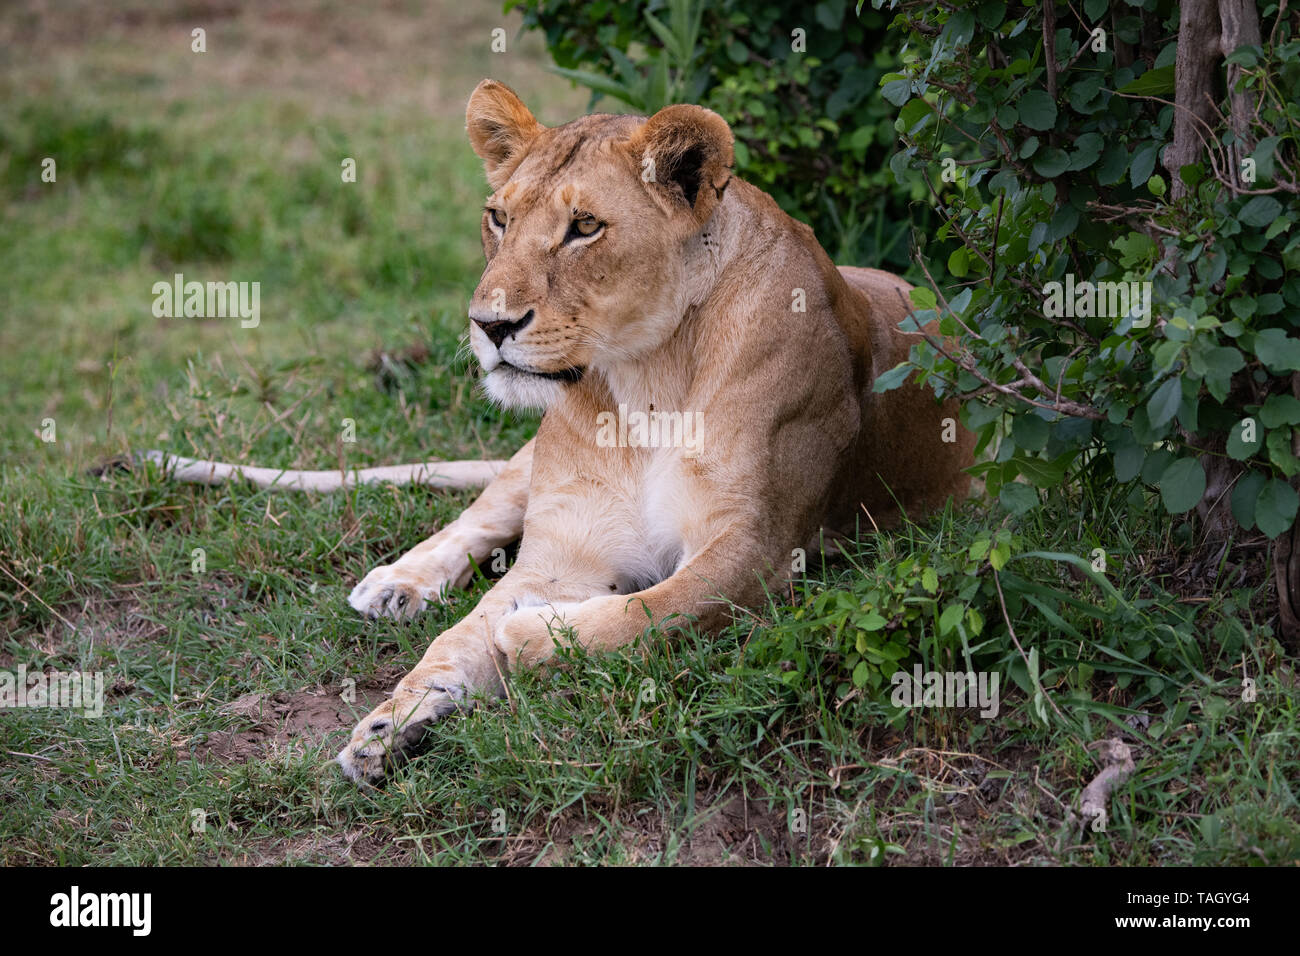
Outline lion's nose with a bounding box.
[471,309,534,349]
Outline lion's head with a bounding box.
[463,79,734,410]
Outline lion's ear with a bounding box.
[631,104,734,226]
[466,80,544,189]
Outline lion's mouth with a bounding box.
[498,362,585,384]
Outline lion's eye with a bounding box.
[489,208,507,230]
[567,217,603,242]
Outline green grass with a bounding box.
[1,0,1296,866]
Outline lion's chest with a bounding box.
[586,444,715,592]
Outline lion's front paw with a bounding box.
[336,701,404,784]
[348,560,462,621]
[336,686,460,783]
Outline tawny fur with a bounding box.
[338,80,974,782]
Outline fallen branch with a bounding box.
[1069,737,1136,833]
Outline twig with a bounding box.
[989,193,1004,285]
[1042,0,1058,99]
[892,287,1104,420]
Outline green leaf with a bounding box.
[1253,135,1282,179]
[1239,196,1282,228]
[1256,478,1300,539]
[1178,393,1200,433]
[948,246,970,278]
[643,10,682,60]
[898,97,932,131]
[1097,145,1128,185]
[1254,329,1300,372]
[1068,74,1104,113]
[546,66,639,107]
[1014,454,1071,488]
[1201,345,1246,375]
[881,79,913,107]
[873,361,913,393]
[910,286,937,310]
[999,482,1039,515]
[1159,457,1206,514]
[1268,428,1300,477]
[1261,394,1300,428]
[1200,345,1244,401]
[1180,162,1206,189]
[967,399,1003,432]
[1153,339,1183,373]
[1224,46,1259,68]
[1033,147,1070,178]
[1147,377,1182,428]
[1226,417,1262,460]
[1231,469,1267,529]
[942,9,977,46]
[857,610,888,631]
[1129,143,1159,188]
[1068,133,1104,170]
[1142,448,1174,484]
[1013,414,1050,451]
[1112,230,1156,268]
[977,1,1007,29]
[1131,405,1165,443]
[1117,65,1175,96]
[938,603,966,635]
[948,287,973,316]
[1017,90,1057,131]
[922,566,939,593]
[1114,443,1146,482]
[1046,204,1080,241]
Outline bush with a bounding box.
[508,0,929,268]
[874,0,1300,557]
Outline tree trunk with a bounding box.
[1165,2,1294,646]
[1220,0,1263,174]
[1166,0,1223,199]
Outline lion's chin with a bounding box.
[481,364,569,411]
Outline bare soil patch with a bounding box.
[179,678,393,764]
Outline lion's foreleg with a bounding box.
[348,439,535,619]
[337,554,610,782]
[491,530,769,670]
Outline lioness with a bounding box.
[337,80,974,782]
